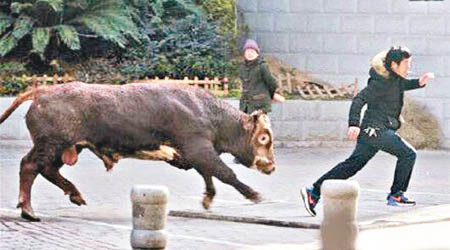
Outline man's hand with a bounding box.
[419,72,434,86]
[272,93,285,103]
[347,126,360,140]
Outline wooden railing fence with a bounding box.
[2,74,229,96]
[135,76,229,96]
[5,74,76,86]
[3,73,356,100]
[276,72,358,99]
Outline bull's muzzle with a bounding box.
[254,156,276,175]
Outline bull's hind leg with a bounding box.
[18,144,86,221]
[195,169,216,210]
[17,147,42,221]
[40,162,87,206]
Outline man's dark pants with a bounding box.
[312,128,417,197]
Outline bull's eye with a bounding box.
[258,134,270,145]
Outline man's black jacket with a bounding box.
[348,52,424,130]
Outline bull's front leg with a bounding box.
[212,163,262,203]
[185,141,262,207]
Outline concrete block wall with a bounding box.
[0,98,354,148]
[0,98,31,140]
[270,101,354,148]
[1,98,448,149]
[219,99,355,148]
[237,0,450,148]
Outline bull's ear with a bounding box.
[250,110,263,123]
[243,110,263,131]
[242,114,255,131]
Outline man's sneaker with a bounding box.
[300,187,319,217]
[387,191,416,206]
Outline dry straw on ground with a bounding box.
[398,96,439,150]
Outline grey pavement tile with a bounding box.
[1,141,449,249]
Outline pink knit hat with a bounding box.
[243,39,260,54]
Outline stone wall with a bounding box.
[1,97,448,149]
[237,0,450,148]
[0,98,31,140]
[227,99,355,148]
[0,98,355,148]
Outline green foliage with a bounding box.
[200,0,236,35]
[217,88,241,99]
[10,3,33,14]
[0,61,27,75]
[158,15,232,77]
[32,27,50,54]
[1,0,243,92]
[0,78,29,96]
[0,11,12,34]
[0,35,16,56]
[0,0,143,60]
[194,0,247,88]
[72,58,133,84]
[55,25,80,50]
[36,0,64,13]
[147,0,201,22]
[10,16,33,40]
[0,61,31,96]
[70,0,143,48]
[120,14,233,79]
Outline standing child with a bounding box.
[239,39,283,114]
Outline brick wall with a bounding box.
[237,0,450,148]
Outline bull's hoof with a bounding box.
[248,192,263,204]
[21,209,40,222]
[17,202,40,222]
[202,196,213,210]
[70,194,87,206]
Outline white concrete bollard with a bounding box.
[321,180,360,250]
[130,185,169,250]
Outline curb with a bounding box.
[168,204,450,231]
[359,217,450,231]
[169,210,320,229]
[358,204,450,231]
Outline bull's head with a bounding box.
[236,110,276,175]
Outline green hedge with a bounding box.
[0,78,29,96]
[1,0,245,95]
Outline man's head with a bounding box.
[386,46,411,78]
[243,39,260,61]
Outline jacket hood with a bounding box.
[370,50,390,79]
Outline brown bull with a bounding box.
[0,82,276,221]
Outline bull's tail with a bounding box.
[0,88,35,124]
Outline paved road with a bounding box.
[1,140,449,249]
